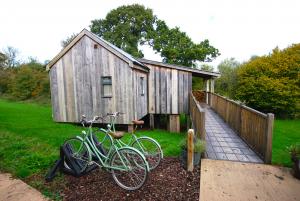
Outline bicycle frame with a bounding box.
[98,115,163,159]
[79,123,149,172]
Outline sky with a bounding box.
[0,0,300,69]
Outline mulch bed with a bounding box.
[63,157,200,201]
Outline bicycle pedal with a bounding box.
[88,161,95,166]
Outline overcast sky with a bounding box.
[0,0,299,69]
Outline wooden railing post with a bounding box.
[187,129,194,171]
[264,113,274,164]
[200,111,206,140]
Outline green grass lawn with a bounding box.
[0,99,185,199]
[0,98,299,198]
[272,119,300,167]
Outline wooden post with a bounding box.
[186,114,191,129]
[204,79,210,104]
[168,114,180,133]
[200,110,206,140]
[264,113,274,164]
[210,79,215,93]
[187,129,194,171]
[149,113,154,130]
[128,124,134,133]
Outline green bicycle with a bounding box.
[63,115,149,190]
[95,112,163,170]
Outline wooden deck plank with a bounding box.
[200,159,300,201]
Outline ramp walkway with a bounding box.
[204,106,263,163]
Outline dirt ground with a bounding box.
[63,157,200,201]
[0,173,48,201]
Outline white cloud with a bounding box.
[0,0,299,68]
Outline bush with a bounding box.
[0,69,13,94]
[180,138,206,153]
[236,44,300,118]
[0,61,50,101]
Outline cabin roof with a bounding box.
[138,58,220,78]
[46,29,149,71]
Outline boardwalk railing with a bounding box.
[189,92,205,140]
[196,91,274,163]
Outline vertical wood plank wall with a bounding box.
[145,64,192,115]
[49,35,148,124]
[202,92,274,163]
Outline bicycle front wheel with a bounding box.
[131,137,163,170]
[110,147,148,190]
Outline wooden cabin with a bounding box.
[46,29,219,132]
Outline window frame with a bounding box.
[140,76,145,96]
[101,76,112,98]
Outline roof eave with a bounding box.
[138,58,220,78]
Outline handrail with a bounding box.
[189,92,206,140]
[202,91,274,164]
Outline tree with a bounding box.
[152,20,219,67]
[235,45,300,118]
[200,64,214,72]
[90,4,156,58]
[215,58,240,98]
[0,52,7,68]
[90,4,220,66]
[3,46,19,67]
[61,33,78,48]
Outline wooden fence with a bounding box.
[205,92,274,163]
[189,92,205,140]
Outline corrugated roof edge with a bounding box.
[138,58,220,78]
[46,29,149,71]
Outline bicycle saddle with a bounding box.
[108,131,125,139]
[132,120,144,125]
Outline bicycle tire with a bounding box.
[110,147,148,190]
[131,137,163,170]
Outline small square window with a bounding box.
[102,76,112,97]
[140,77,145,96]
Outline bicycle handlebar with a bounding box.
[106,112,125,117]
[80,112,125,127]
[80,115,103,127]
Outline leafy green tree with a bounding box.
[215,58,240,98]
[90,4,155,58]
[152,20,219,67]
[236,45,300,118]
[90,4,220,66]
[61,33,78,48]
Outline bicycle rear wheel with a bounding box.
[131,137,163,170]
[110,147,148,190]
[63,137,90,173]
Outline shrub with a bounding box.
[180,138,206,153]
[236,44,300,118]
[0,61,50,101]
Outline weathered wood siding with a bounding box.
[145,64,192,114]
[49,35,148,124]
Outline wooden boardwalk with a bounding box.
[204,107,263,163]
[200,159,300,201]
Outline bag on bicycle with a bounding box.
[45,158,63,182]
[60,143,85,176]
[60,144,98,177]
